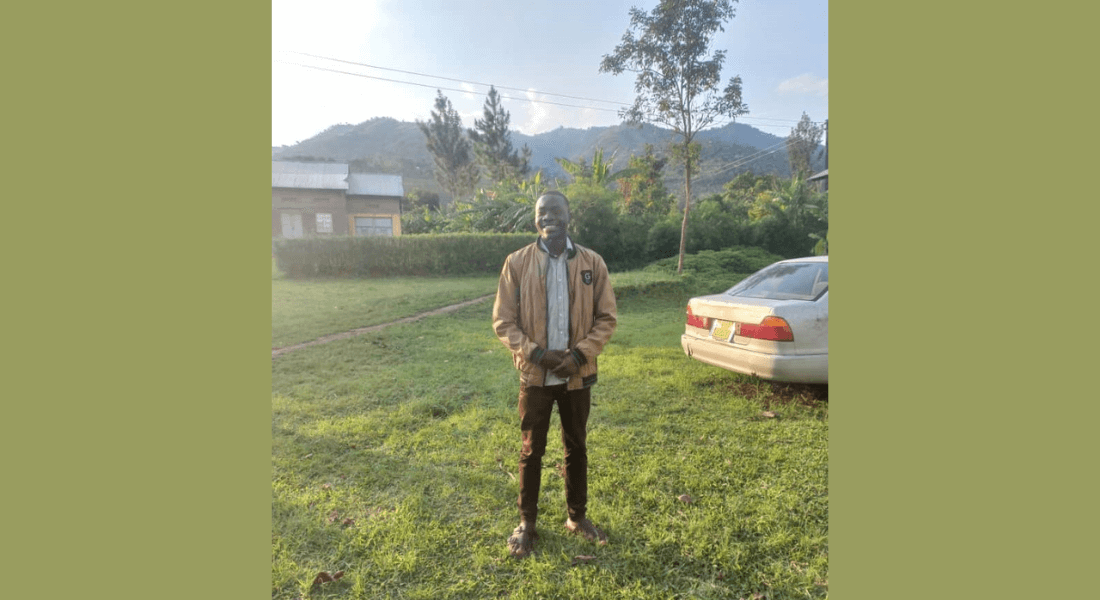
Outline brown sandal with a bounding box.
[507,523,538,558]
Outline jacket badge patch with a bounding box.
[582,270,593,285]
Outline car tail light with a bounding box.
[686,305,712,330]
[738,316,795,341]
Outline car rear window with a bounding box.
[726,262,828,301]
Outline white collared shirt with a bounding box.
[541,236,572,385]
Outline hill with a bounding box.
[272,117,824,201]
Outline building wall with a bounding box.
[347,196,402,237]
[272,188,349,237]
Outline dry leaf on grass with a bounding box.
[761,411,779,418]
[571,555,596,566]
[327,510,339,523]
[678,494,693,504]
[311,570,345,586]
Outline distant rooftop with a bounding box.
[272,161,349,190]
[348,173,404,197]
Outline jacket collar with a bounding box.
[536,235,576,259]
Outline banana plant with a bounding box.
[555,148,640,187]
[454,171,547,233]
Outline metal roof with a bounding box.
[348,173,404,197]
[272,161,349,190]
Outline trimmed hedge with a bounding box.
[273,233,535,278]
[273,235,787,285]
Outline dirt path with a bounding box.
[272,294,495,358]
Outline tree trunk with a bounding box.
[677,150,692,275]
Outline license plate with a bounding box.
[712,320,734,341]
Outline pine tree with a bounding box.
[417,91,479,203]
[467,87,530,184]
[786,112,824,177]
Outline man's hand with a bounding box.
[537,349,569,371]
[551,352,580,378]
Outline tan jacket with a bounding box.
[492,239,617,390]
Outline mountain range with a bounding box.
[272,117,825,200]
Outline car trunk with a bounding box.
[687,294,826,356]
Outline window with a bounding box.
[315,213,333,233]
[354,216,393,237]
[725,262,828,301]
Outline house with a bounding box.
[271,161,404,238]
[808,169,828,192]
[347,173,404,237]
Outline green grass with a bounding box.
[608,269,681,288]
[272,275,499,348]
[272,266,698,349]
[272,278,828,599]
[271,269,686,350]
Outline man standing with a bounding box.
[492,190,618,558]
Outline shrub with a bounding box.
[273,233,533,278]
[685,195,754,254]
[644,216,683,264]
[750,215,821,259]
[643,246,785,291]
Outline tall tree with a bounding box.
[468,86,531,184]
[417,90,479,203]
[600,0,748,274]
[786,112,824,177]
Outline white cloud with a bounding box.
[515,89,613,135]
[777,74,828,98]
[458,109,481,129]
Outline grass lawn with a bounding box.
[272,275,828,599]
[272,274,500,348]
[272,259,685,349]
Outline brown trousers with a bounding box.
[517,383,591,525]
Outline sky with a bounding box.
[272,0,827,147]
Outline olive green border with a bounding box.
[7,3,271,598]
[14,1,1090,597]
[832,1,1096,597]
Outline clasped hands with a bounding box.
[537,349,580,378]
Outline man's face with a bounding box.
[535,195,570,242]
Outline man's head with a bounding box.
[535,191,571,243]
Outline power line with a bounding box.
[277,52,826,127]
[712,118,811,132]
[276,56,810,175]
[286,51,631,107]
[705,138,792,177]
[705,128,825,176]
[742,115,819,124]
[275,60,621,114]
[277,58,808,173]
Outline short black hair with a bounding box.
[537,190,570,210]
